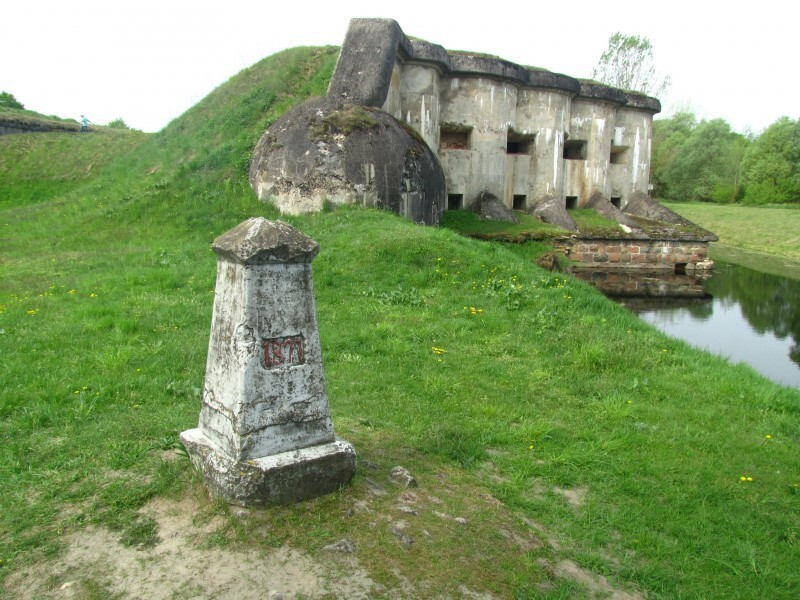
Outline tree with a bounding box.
[651,112,696,196]
[654,116,748,202]
[591,33,671,98]
[0,91,24,110]
[107,118,131,130]
[741,117,800,204]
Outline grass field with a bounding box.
[664,201,800,262]
[1,47,799,598]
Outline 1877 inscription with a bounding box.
[263,335,305,369]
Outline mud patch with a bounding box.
[5,496,377,599]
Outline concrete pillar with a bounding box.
[181,218,356,507]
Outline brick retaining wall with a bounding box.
[556,237,712,272]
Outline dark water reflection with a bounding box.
[575,261,800,388]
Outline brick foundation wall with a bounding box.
[556,238,711,271]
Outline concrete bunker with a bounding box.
[248,17,714,270]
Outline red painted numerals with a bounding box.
[263,335,305,369]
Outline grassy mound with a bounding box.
[1,47,798,598]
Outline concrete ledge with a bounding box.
[576,81,628,105]
[181,428,356,507]
[331,18,659,111]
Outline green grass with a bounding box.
[441,209,562,239]
[441,208,622,241]
[664,201,800,262]
[1,46,799,598]
[0,128,148,208]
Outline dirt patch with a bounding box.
[550,559,644,600]
[552,484,588,508]
[5,496,377,599]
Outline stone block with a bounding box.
[180,429,356,507]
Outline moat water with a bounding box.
[576,249,800,388]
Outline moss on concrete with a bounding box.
[309,104,379,140]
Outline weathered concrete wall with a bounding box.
[327,18,412,107]
[439,77,518,205]
[565,95,618,205]
[609,107,656,207]
[514,88,572,206]
[249,100,446,225]
[393,62,441,151]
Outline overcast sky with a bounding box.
[3,1,796,134]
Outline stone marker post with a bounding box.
[181,217,356,506]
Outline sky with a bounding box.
[3,1,797,134]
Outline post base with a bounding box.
[180,428,356,507]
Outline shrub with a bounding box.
[0,91,24,110]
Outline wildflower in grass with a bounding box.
[765,434,772,440]
[90,293,98,298]
[740,476,753,482]
[431,347,447,356]
[68,289,76,294]
[26,309,38,316]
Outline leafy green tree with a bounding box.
[651,112,696,196]
[741,117,800,204]
[591,33,671,97]
[653,116,748,202]
[0,91,24,110]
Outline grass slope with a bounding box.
[0,128,148,208]
[1,47,799,598]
